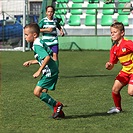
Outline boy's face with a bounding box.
[46,7,54,20]
[110,27,124,42]
[24,28,35,43]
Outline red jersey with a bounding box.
[110,38,133,74]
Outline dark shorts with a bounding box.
[37,74,58,90]
[49,45,59,54]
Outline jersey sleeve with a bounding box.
[109,46,119,64]
[34,45,49,60]
[38,19,44,28]
[125,40,133,51]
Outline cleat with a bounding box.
[107,107,122,114]
[59,110,65,118]
[53,102,63,119]
[52,110,65,119]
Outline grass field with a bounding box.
[0,51,132,133]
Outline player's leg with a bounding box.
[35,76,64,118]
[49,45,59,67]
[40,89,57,107]
[112,80,124,109]
[41,89,54,111]
[53,52,58,62]
[33,86,42,97]
[128,74,133,96]
[107,71,128,113]
[34,86,63,118]
[128,84,133,96]
[107,80,124,113]
[34,86,57,108]
[40,90,64,118]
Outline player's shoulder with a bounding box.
[33,38,43,47]
[39,17,45,21]
[123,38,133,43]
[40,17,47,22]
[124,38,128,41]
[53,17,58,21]
[44,17,47,20]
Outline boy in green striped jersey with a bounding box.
[23,23,65,119]
[39,5,64,67]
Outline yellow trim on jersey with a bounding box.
[118,53,133,74]
[118,53,133,64]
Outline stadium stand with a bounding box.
[86,3,98,15]
[85,15,96,26]
[88,0,99,3]
[72,0,84,3]
[54,14,65,26]
[118,0,131,2]
[68,15,81,26]
[104,0,114,3]
[101,15,113,26]
[118,3,131,15]
[102,3,115,15]
[70,3,83,15]
[55,3,67,14]
[56,0,69,2]
[117,15,129,26]
[55,0,133,35]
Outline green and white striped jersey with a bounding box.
[33,38,58,77]
[38,17,59,46]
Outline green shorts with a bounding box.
[37,74,58,90]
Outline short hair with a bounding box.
[110,22,125,32]
[24,23,40,37]
[46,5,55,13]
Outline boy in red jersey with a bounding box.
[105,22,133,113]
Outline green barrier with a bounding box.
[58,36,133,50]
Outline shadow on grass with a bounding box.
[64,112,122,119]
[60,74,115,79]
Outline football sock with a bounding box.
[112,92,122,110]
[40,92,56,110]
[45,103,53,111]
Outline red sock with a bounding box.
[112,92,122,110]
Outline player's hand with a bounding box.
[105,62,113,70]
[23,61,31,67]
[60,30,64,36]
[33,71,41,78]
[46,27,53,32]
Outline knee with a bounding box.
[33,90,40,97]
[128,90,133,96]
[112,88,120,94]
[52,53,58,61]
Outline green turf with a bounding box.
[0,51,132,133]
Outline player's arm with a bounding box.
[23,60,38,67]
[59,28,64,36]
[38,19,53,33]
[33,56,50,78]
[105,46,118,70]
[56,22,64,36]
[40,28,53,33]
